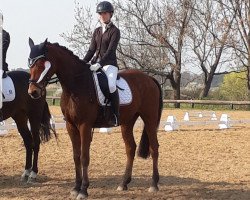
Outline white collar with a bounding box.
[102,21,112,33]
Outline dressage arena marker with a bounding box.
[0,115,146,135]
[1,113,249,134]
[0,115,114,135]
[183,111,217,121]
[164,113,250,131]
[164,116,179,131]
[218,114,230,129]
[165,114,221,131]
[99,128,112,133]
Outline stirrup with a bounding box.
[113,115,119,127]
[108,114,120,127]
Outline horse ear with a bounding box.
[42,38,48,49]
[29,37,34,48]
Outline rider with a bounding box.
[2,15,10,78]
[83,1,121,126]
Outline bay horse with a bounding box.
[1,70,55,183]
[27,38,163,199]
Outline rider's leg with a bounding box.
[0,109,3,122]
[2,70,7,78]
[102,65,120,126]
[109,89,120,126]
[2,63,9,78]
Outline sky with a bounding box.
[1,0,97,70]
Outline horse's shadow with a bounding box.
[0,174,71,188]
[0,174,249,199]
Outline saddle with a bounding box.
[95,69,111,105]
[1,74,15,103]
[92,69,132,127]
[93,69,132,106]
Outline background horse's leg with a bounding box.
[28,118,41,183]
[76,123,92,199]
[13,114,33,182]
[66,122,82,199]
[117,114,138,191]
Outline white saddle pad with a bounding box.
[93,73,132,106]
[2,76,15,102]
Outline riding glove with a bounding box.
[90,63,102,71]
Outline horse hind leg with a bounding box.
[13,114,33,182]
[117,114,138,191]
[139,114,160,192]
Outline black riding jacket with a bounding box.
[2,29,10,71]
[83,22,120,67]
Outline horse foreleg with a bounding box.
[28,122,41,183]
[14,116,33,182]
[76,123,92,200]
[67,122,82,199]
[117,116,137,191]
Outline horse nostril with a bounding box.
[32,90,37,96]
[29,90,40,99]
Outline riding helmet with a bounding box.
[96,1,114,13]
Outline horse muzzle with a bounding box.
[28,82,45,99]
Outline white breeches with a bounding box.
[102,65,118,93]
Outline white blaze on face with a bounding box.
[37,61,51,83]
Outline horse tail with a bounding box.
[137,77,163,159]
[39,101,57,142]
[152,77,163,125]
[137,127,150,159]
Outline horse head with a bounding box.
[28,38,56,99]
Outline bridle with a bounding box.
[28,77,50,95]
[28,55,51,95]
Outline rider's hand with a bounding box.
[90,63,102,71]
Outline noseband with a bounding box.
[28,77,49,94]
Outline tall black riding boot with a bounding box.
[2,71,7,78]
[0,109,4,122]
[109,90,120,126]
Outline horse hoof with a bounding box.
[20,175,28,182]
[76,192,88,200]
[27,177,36,184]
[27,171,37,184]
[70,190,79,199]
[20,169,31,182]
[117,185,128,191]
[148,186,159,192]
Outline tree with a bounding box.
[61,3,96,58]
[219,71,248,100]
[188,0,236,98]
[114,0,195,106]
[220,0,250,98]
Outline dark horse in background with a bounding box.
[1,70,55,183]
[28,38,163,199]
